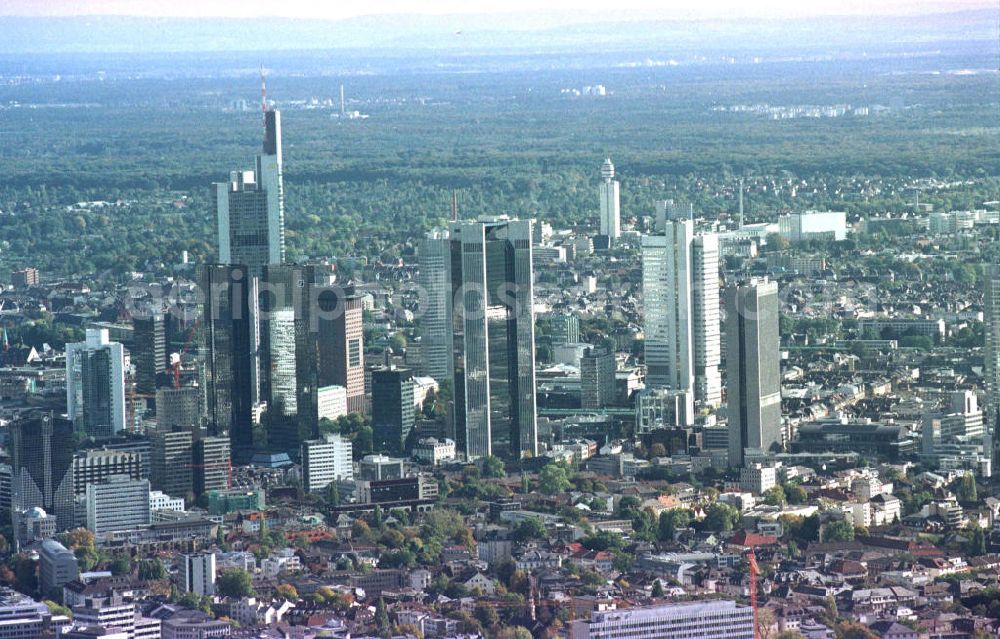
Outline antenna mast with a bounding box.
[451,191,459,221]
[260,64,268,128]
[738,177,745,229]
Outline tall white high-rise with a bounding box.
[726,279,782,468]
[66,328,126,438]
[691,233,722,407]
[642,221,722,414]
[599,158,621,239]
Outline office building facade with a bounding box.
[726,279,782,467]
[426,217,537,460]
[192,437,231,496]
[372,367,416,455]
[570,600,754,639]
[66,329,126,439]
[301,434,353,493]
[10,412,75,533]
[150,430,193,500]
[132,315,168,395]
[85,476,152,535]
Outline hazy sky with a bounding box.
[2,0,992,19]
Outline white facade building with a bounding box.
[598,159,621,240]
[85,476,151,536]
[570,600,753,639]
[642,220,721,412]
[149,491,185,513]
[180,553,216,597]
[66,329,126,438]
[301,434,353,493]
[778,211,847,243]
[316,385,348,422]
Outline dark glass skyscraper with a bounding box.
[423,217,537,460]
[10,412,75,531]
[133,314,167,395]
[201,264,255,461]
[262,264,320,454]
[372,367,415,455]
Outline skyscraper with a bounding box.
[216,109,285,270]
[132,314,167,395]
[642,220,721,413]
[372,367,416,455]
[66,329,126,438]
[150,430,193,500]
[200,264,256,460]
[598,158,621,241]
[418,230,453,383]
[691,233,722,407]
[984,265,1000,457]
[725,279,782,467]
[317,288,365,415]
[10,412,75,533]
[261,265,320,452]
[424,217,537,460]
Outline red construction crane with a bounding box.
[169,319,202,389]
[746,549,761,639]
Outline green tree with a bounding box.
[657,509,691,542]
[538,462,573,495]
[375,597,391,635]
[512,517,547,542]
[824,520,855,542]
[702,503,740,532]
[966,522,987,557]
[474,602,499,629]
[138,559,167,580]
[109,554,131,576]
[216,568,255,598]
[651,580,664,597]
[482,456,506,478]
[763,485,786,506]
[957,473,978,502]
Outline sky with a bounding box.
[1,0,992,19]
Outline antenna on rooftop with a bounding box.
[260,64,268,128]
[738,177,745,229]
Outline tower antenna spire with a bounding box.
[260,64,268,128]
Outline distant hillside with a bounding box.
[0,9,994,55]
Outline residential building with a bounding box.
[10,268,39,288]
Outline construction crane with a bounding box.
[169,319,202,389]
[746,549,762,639]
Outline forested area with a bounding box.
[0,47,997,278]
